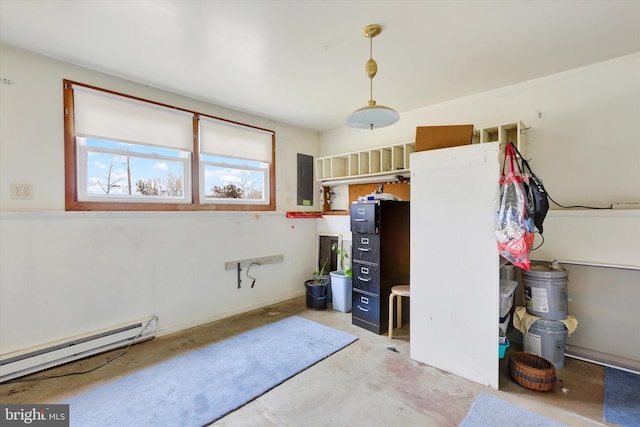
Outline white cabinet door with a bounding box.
[410,142,501,389]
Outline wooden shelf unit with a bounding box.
[316,121,527,185]
[472,121,528,160]
[316,143,415,183]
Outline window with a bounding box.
[64,80,275,211]
[77,138,190,203]
[200,154,269,203]
[199,116,272,205]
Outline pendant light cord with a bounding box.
[369,36,374,102]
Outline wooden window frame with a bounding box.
[64,80,276,211]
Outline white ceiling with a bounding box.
[1,1,639,132]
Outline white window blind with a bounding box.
[72,85,194,151]
[200,117,273,162]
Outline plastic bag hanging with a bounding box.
[494,143,534,270]
[508,142,549,234]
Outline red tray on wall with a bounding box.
[285,212,323,219]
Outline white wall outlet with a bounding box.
[10,183,33,200]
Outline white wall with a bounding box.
[0,44,321,354]
[532,209,640,371]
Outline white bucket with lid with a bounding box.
[523,260,568,320]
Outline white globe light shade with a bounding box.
[347,103,400,130]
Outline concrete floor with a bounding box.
[0,296,612,426]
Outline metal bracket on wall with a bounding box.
[225,255,284,289]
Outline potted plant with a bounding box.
[330,243,352,313]
[304,258,330,310]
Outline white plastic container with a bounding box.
[500,263,516,280]
[499,313,511,334]
[330,271,352,313]
[500,279,518,319]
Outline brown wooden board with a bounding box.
[415,124,474,151]
[348,182,410,206]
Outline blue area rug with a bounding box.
[603,367,640,427]
[460,393,566,427]
[62,316,357,427]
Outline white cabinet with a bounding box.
[410,142,501,389]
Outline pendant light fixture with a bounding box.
[346,24,399,130]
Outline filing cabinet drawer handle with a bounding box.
[354,218,367,222]
[357,305,370,312]
[357,276,371,282]
[357,247,370,252]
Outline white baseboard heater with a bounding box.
[0,316,157,383]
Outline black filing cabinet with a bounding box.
[351,200,410,334]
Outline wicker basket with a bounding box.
[508,352,556,392]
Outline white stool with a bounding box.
[389,285,410,339]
